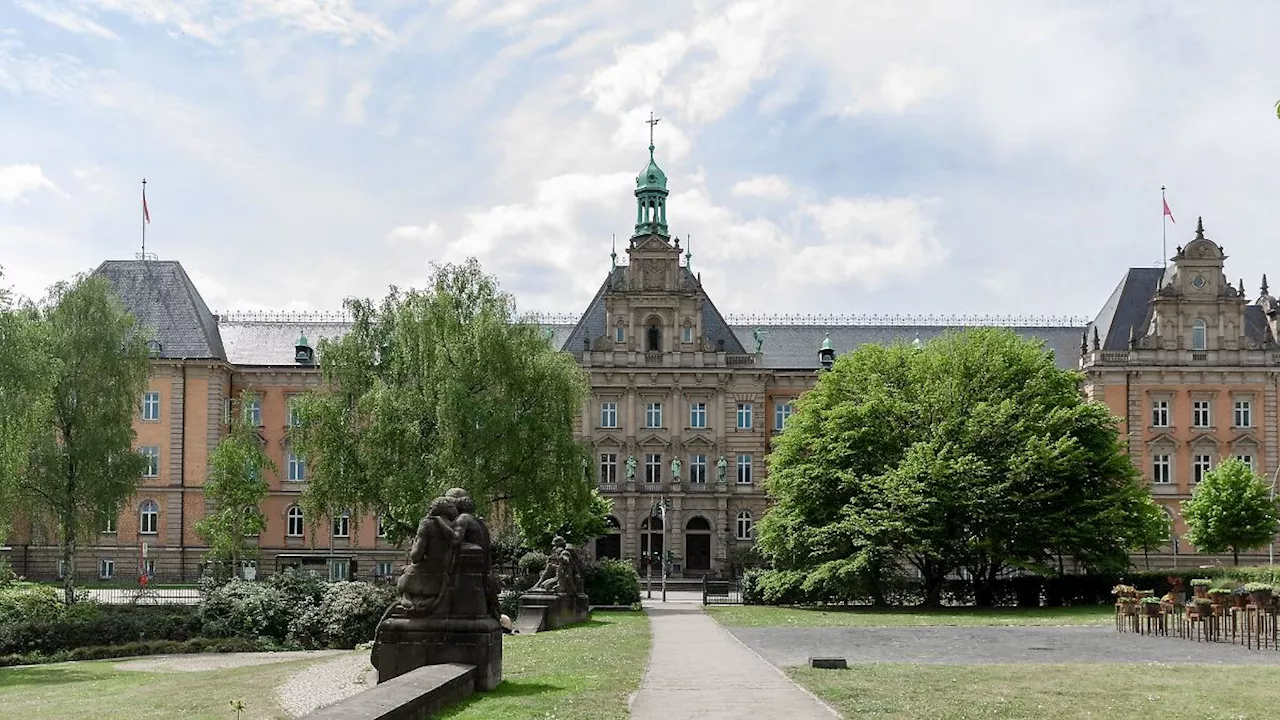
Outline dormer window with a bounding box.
[294,334,314,365]
[615,326,624,343]
[146,339,162,356]
[681,324,693,343]
[1191,319,1207,351]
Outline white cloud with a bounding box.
[16,0,119,40]
[731,175,791,201]
[0,164,62,203]
[790,197,947,288]
[343,80,372,124]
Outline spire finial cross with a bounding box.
[646,111,661,149]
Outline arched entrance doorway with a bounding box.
[595,516,622,560]
[640,516,664,573]
[684,516,712,572]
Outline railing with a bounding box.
[725,354,756,366]
[702,577,743,605]
[598,482,619,493]
[1098,351,1129,363]
[644,351,663,365]
[722,313,1090,327]
[82,587,200,605]
[1191,352,1208,362]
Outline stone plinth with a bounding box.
[372,615,503,691]
[516,591,590,633]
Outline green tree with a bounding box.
[290,258,602,546]
[1129,497,1172,570]
[18,275,152,604]
[196,391,275,573]
[759,328,1151,606]
[1181,458,1280,565]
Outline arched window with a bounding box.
[286,506,304,537]
[243,506,262,537]
[1192,318,1207,351]
[647,325,661,351]
[735,511,753,540]
[686,516,711,531]
[139,500,159,535]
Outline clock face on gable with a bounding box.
[1192,274,1208,290]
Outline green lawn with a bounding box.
[707,604,1114,627]
[0,655,323,719]
[439,610,650,720]
[791,663,1280,719]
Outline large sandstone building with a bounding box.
[10,144,1264,582]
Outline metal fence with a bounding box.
[82,587,201,605]
[702,577,743,605]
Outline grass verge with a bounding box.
[439,610,650,720]
[706,604,1113,628]
[790,663,1280,719]
[0,654,327,720]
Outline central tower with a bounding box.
[634,113,669,238]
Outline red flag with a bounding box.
[1163,197,1175,224]
[143,185,151,224]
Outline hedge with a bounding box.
[0,636,260,667]
[582,559,641,606]
[0,603,203,656]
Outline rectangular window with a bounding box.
[615,327,624,342]
[737,403,753,430]
[287,451,306,482]
[774,402,793,431]
[287,511,304,537]
[689,454,707,484]
[600,402,618,428]
[57,560,65,579]
[1237,454,1255,470]
[645,453,662,484]
[1193,454,1213,484]
[1234,400,1252,428]
[377,560,395,578]
[1151,400,1169,428]
[98,559,114,580]
[328,559,350,582]
[101,513,117,534]
[737,454,753,484]
[377,516,388,538]
[646,402,663,429]
[140,446,160,478]
[1152,454,1171,484]
[288,399,302,428]
[682,326,693,343]
[142,391,161,421]
[689,402,706,428]
[599,453,617,483]
[143,559,155,578]
[333,514,350,538]
[1192,401,1211,428]
[222,397,233,425]
[246,395,262,426]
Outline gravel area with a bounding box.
[276,651,377,718]
[728,625,1280,667]
[114,650,345,673]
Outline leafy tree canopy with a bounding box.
[1181,458,1280,565]
[291,258,606,546]
[758,327,1153,606]
[196,391,275,569]
[19,274,152,604]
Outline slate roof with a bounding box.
[94,260,226,360]
[730,325,1085,371]
[561,267,746,354]
[219,321,353,366]
[1089,267,1276,351]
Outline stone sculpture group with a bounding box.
[517,535,591,633]
[371,488,504,691]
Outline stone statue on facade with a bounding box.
[625,455,637,480]
[372,489,504,691]
[670,457,681,482]
[753,328,768,353]
[717,455,728,484]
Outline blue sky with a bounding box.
[3,1,1280,322]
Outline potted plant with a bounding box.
[1190,579,1213,599]
[1191,597,1214,617]
[1111,584,1137,599]
[1207,587,1232,607]
[1139,596,1163,617]
[1165,576,1185,605]
[1244,582,1274,606]
[1233,586,1249,609]
[1116,596,1139,615]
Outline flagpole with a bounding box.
[1161,185,1167,268]
[141,178,147,259]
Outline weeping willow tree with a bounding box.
[291,258,607,546]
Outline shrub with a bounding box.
[499,591,520,619]
[518,551,548,589]
[0,636,259,667]
[0,584,64,624]
[288,581,394,650]
[0,603,201,656]
[582,559,640,606]
[0,557,16,588]
[198,579,291,641]
[268,568,327,608]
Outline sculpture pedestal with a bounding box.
[372,615,503,691]
[516,591,590,633]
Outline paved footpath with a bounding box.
[630,600,841,720]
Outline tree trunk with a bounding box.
[1233,547,1239,566]
[1144,548,1150,570]
[61,522,76,606]
[923,575,944,607]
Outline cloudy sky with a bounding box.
[2,1,1279,321]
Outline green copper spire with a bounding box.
[610,233,617,271]
[634,112,670,237]
[685,234,692,271]
[821,333,833,351]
